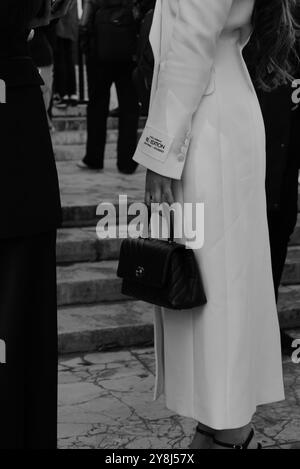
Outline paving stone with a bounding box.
[277,442,300,449]
[84,351,133,364]
[59,356,85,368]
[58,423,93,440]
[58,348,300,449]
[60,396,133,425]
[59,382,103,406]
[97,365,151,393]
[59,371,81,384]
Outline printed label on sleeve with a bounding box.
[140,127,173,162]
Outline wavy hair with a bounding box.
[249,0,299,90]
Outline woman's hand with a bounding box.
[28,0,73,29]
[145,170,175,206]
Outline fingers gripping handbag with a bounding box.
[117,212,207,309]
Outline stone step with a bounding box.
[57,286,300,354]
[58,300,154,354]
[57,260,124,306]
[56,227,122,264]
[61,201,145,228]
[54,143,116,162]
[278,285,300,329]
[57,159,300,234]
[282,247,300,285]
[58,160,145,227]
[57,254,300,306]
[52,128,143,146]
[56,252,300,307]
[290,218,300,245]
[52,104,87,118]
[52,115,147,132]
[57,224,300,265]
[284,328,300,342]
[62,204,100,228]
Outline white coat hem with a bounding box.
[159,394,285,430]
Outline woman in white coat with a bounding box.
[133,0,297,449]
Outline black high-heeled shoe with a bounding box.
[196,423,214,439]
[189,423,215,449]
[213,428,262,449]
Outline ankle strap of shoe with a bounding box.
[196,424,214,438]
[213,428,255,449]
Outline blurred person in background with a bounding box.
[0,0,71,449]
[78,0,139,174]
[244,8,300,352]
[54,0,79,106]
[110,0,156,117]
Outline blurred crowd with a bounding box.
[29,0,79,129]
[28,0,156,174]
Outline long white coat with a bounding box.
[133,0,285,429]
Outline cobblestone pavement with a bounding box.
[58,348,300,449]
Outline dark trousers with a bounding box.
[84,58,139,170]
[0,231,58,449]
[54,37,77,97]
[267,140,299,301]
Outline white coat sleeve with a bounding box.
[133,0,234,179]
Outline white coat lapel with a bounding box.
[149,0,163,107]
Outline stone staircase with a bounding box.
[53,106,300,354]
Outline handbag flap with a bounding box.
[117,237,185,288]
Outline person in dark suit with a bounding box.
[54,0,79,105]
[259,86,299,300]
[0,0,70,449]
[78,0,140,174]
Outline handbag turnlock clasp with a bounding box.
[135,266,145,278]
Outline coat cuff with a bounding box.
[133,125,192,180]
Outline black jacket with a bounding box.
[29,24,56,68]
[244,35,299,213]
[0,0,61,239]
[256,85,294,212]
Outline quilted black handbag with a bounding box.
[117,213,207,309]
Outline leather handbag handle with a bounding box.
[146,208,175,243]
